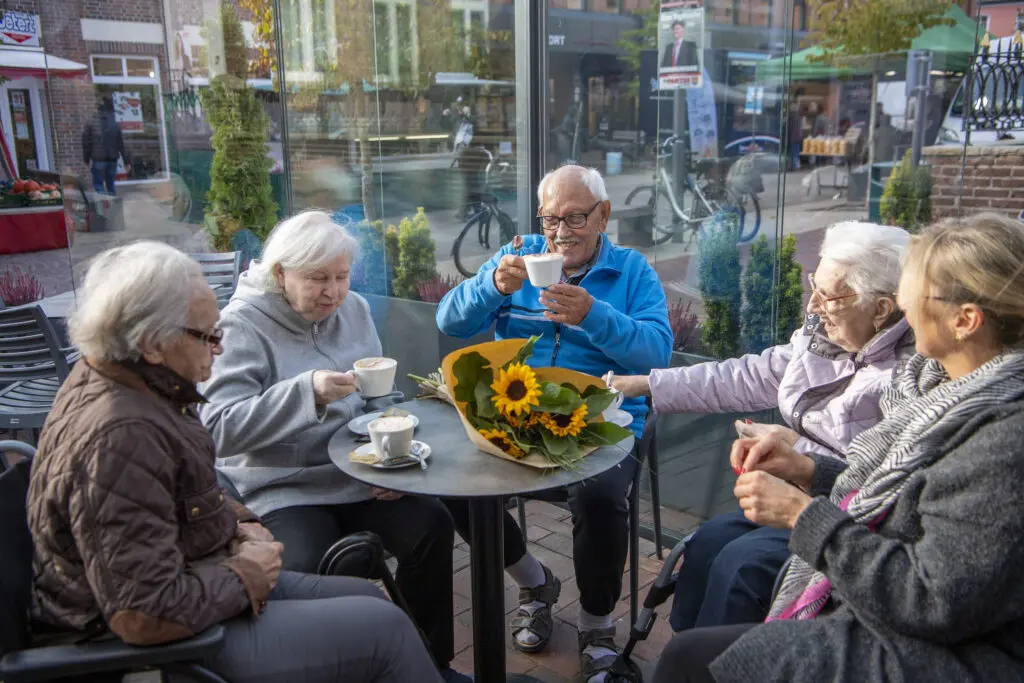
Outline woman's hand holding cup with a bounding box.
[312,370,358,405]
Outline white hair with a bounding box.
[536,164,610,206]
[69,241,204,361]
[249,210,359,292]
[819,222,910,304]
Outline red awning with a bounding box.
[0,49,88,79]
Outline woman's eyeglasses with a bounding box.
[538,201,601,231]
[808,273,858,309]
[183,327,223,346]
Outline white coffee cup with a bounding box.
[367,415,415,462]
[523,253,564,289]
[353,357,397,397]
[602,388,625,420]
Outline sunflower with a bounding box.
[491,363,541,417]
[479,428,526,459]
[538,404,588,438]
[509,411,543,430]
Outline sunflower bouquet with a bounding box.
[440,336,633,469]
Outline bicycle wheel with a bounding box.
[453,209,493,278]
[734,193,761,243]
[695,183,760,244]
[624,184,679,246]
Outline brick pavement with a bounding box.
[447,499,676,683]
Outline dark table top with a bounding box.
[328,399,634,498]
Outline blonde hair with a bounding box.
[903,213,1024,348]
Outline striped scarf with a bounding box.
[768,351,1024,621]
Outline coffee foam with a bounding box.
[524,253,562,263]
[355,357,395,369]
[369,416,413,432]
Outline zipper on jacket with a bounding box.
[550,323,562,365]
[309,322,338,370]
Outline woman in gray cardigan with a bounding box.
[653,212,1024,683]
[199,211,469,683]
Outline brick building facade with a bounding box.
[4,0,170,179]
[924,144,1024,220]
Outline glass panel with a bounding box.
[91,56,123,77]
[125,58,156,78]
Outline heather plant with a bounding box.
[0,267,44,307]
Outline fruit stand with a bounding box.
[0,178,70,255]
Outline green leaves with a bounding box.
[580,422,633,447]
[536,382,584,415]
[582,391,616,419]
[453,352,495,424]
[505,335,541,369]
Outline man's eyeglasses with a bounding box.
[808,273,858,308]
[183,327,223,346]
[538,201,602,232]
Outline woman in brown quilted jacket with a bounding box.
[26,241,442,683]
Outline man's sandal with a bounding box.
[510,565,561,654]
[578,626,619,681]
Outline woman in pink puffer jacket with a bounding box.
[615,222,915,632]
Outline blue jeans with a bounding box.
[789,142,802,170]
[90,160,117,195]
[668,508,790,631]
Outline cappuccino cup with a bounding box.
[602,387,625,420]
[523,253,564,289]
[353,357,397,398]
[367,416,415,462]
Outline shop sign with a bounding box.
[658,0,704,90]
[113,91,144,133]
[549,34,566,47]
[0,11,41,49]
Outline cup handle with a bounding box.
[381,435,390,459]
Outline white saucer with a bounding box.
[351,441,432,469]
[348,411,420,436]
[603,409,633,428]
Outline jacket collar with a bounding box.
[86,358,206,407]
[803,315,914,364]
[232,269,324,335]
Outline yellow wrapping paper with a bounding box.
[441,338,608,469]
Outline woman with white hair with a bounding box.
[28,241,441,683]
[200,212,469,683]
[614,222,915,631]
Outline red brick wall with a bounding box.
[6,0,169,177]
[924,144,1024,221]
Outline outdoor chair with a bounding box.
[0,443,230,683]
[0,306,74,443]
[193,252,243,309]
[513,401,663,627]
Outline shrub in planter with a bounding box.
[392,208,439,300]
[880,150,933,234]
[698,212,742,359]
[0,267,44,306]
[349,219,397,297]
[200,1,277,250]
[668,298,702,352]
[416,274,464,303]
[741,234,803,353]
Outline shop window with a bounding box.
[89,55,167,183]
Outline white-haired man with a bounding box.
[438,164,673,681]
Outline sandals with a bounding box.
[510,564,561,654]
[578,626,619,681]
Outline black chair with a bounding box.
[513,403,663,627]
[0,442,229,683]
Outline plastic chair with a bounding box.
[0,442,230,683]
[0,306,74,440]
[193,252,242,309]
[513,404,663,627]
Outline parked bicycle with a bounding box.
[625,136,763,248]
[452,148,517,278]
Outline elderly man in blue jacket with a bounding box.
[438,164,672,682]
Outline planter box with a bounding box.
[651,350,779,522]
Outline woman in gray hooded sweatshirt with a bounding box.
[199,211,470,683]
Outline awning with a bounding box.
[0,49,88,80]
[756,5,981,81]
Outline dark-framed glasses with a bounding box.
[183,327,223,346]
[538,201,601,232]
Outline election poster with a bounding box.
[113,91,144,133]
[658,1,704,91]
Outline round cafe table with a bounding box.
[328,398,634,683]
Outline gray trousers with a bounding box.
[202,570,444,683]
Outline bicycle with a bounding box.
[452,149,517,278]
[625,136,762,248]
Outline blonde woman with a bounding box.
[653,212,1024,683]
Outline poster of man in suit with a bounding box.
[658,1,704,90]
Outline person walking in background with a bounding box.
[82,95,128,195]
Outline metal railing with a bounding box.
[965,40,1024,132]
